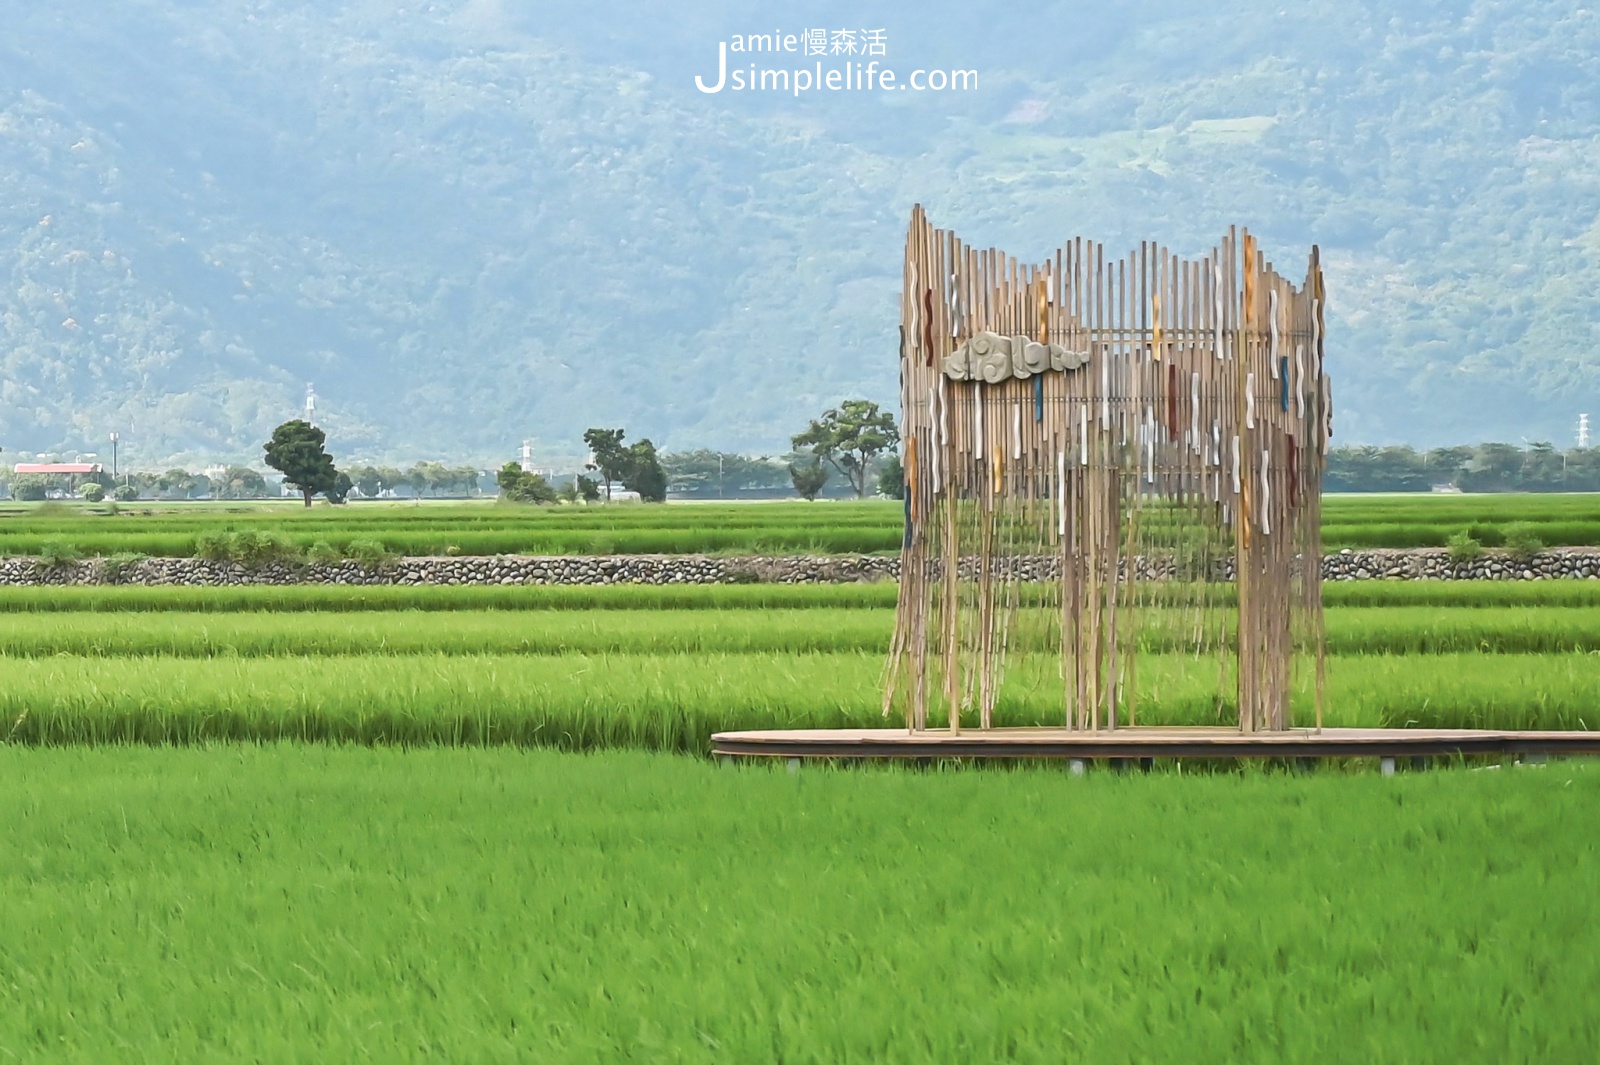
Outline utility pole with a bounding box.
[109,431,119,481]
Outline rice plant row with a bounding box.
[1321,520,1600,549]
[1322,494,1600,522]
[0,500,898,529]
[4,650,1595,749]
[0,525,905,559]
[3,494,1599,555]
[1,579,1598,615]
[2,606,1600,658]
[0,582,905,613]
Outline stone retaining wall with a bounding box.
[1320,548,1600,581]
[1,548,1597,586]
[0,554,902,587]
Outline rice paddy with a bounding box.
[3,502,1595,1057]
[3,603,1600,659]
[2,493,1599,556]
[1,583,1598,748]
[1,747,1594,1061]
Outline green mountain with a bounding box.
[2,0,1597,465]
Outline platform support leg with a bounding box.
[1380,757,1396,777]
[787,757,801,774]
[1069,759,1086,777]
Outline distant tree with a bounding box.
[112,484,139,502]
[1523,441,1563,489]
[660,450,790,497]
[157,467,197,500]
[1323,446,1429,492]
[660,449,717,496]
[1457,443,1524,493]
[377,467,406,496]
[583,428,629,500]
[789,459,829,501]
[325,471,353,504]
[1566,448,1600,492]
[1424,446,1475,484]
[791,400,900,498]
[876,452,905,499]
[263,419,341,508]
[451,465,482,496]
[11,476,46,502]
[216,466,268,499]
[350,465,384,499]
[575,474,601,503]
[622,439,667,502]
[81,482,106,503]
[495,462,556,504]
[405,463,432,498]
[407,461,453,497]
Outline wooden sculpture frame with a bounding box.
[886,205,1333,734]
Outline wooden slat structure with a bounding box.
[712,728,1600,761]
[885,206,1331,735]
[712,210,1594,763]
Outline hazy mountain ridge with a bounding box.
[2,0,1597,465]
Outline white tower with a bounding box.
[304,383,317,425]
[1580,413,1591,450]
[520,439,535,473]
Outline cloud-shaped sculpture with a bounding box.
[941,331,1090,383]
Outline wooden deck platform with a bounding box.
[712,726,1600,761]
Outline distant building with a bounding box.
[14,463,102,475]
[11,462,104,498]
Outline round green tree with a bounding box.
[263,420,340,508]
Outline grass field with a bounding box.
[2,747,1594,1062]
[1,493,1598,556]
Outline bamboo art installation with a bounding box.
[886,206,1332,734]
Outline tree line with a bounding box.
[19,427,1599,505]
[488,403,905,505]
[1326,443,1600,493]
[3,458,489,502]
[5,398,911,506]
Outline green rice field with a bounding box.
[2,580,1598,748]
[2,492,1598,556]
[1,603,1600,657]
[3,747,1594,1061]
[4,543,1596,1057]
